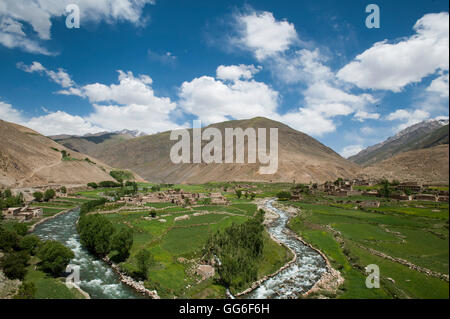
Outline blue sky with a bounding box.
[0,0,448,157]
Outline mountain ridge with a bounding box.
[54,117,360,184]
[349,119,449,166]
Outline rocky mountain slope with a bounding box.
[359,144,449,183]
[0,120,136,188]
[57,117,360,184]
[349,119,449,166]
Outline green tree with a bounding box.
[379,179,392,198]
[111,229,133,262]
[87,182,98,189]
[12,222,28,236]
[0,228,20,251]
[14,282,36,299]
[60,186,67,194]
[0,251,29,280]
[276,191,292,200]
[37,240,74,276]
[136,249,153,279]
[235,189,242,199]
[77,214,114,255]
[19,235,43,255]
[33,191,43,202]
[43,189,56,201]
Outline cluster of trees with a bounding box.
[0,222,73,298]
[79,198,107,215]
[104,182,138,200]
[235,189,256,200]
[32,189,56,202]
[77,208,134,263]
[292,183,312,194]
[109,170,134,183]
[276,191,292,200]
[87,181,122,189]
[204,210,265,290]
[0,189,24,210]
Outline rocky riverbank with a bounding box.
[102,256,160,299]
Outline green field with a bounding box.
[287,196,449,299]
[102,199,292,298]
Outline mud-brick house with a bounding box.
[359,200,381,208]
[210,193,229,205]
[2,206,43,222]
[414,194,438,202]
[291,190,302,201]
[396,182,422,193]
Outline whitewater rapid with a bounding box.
[33,209,144,299]
[245,199,327,299]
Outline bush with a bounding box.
[37,240,74,276]
[0,251,29,280]
[14,282,36,299]
[60,186,67,194]
[87,182,98,189]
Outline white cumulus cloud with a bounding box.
[337,12,449,92]
[234,10,298,60]
[179,65,279,124]
[0,0,155,54]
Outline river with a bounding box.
[32,209,145,299]
[244,199,327,299]
[32,201,326,299]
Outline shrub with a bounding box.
[87,182,98,189]
[14,282,36,299]
[0,251,29,280]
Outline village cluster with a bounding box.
[117,189,229,206]
[290,179,449,202]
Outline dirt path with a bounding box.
[16,160,61,187]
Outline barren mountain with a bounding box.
[349,119,449,166]
[359,144,449,183]
[50,130,141,155]
[0,119,138,188]
[62,117,360,184]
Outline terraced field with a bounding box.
[286,196,449,299]
[101,201,292,298]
